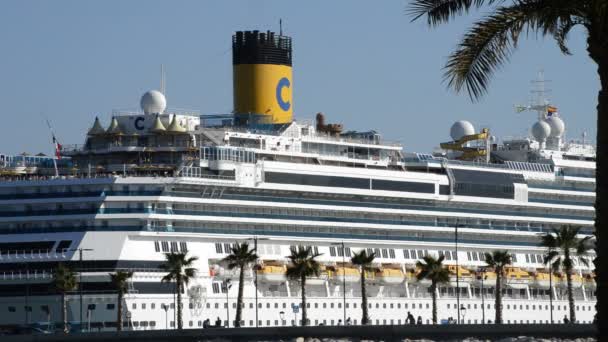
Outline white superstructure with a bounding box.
[0,41,596,331]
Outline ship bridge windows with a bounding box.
[264,172,436,194]
[291,245,320,255]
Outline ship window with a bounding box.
[154,241,160,252]
[417,250,423,259]
[467,252,472,260]
[337,247,344,257]
[375,248,381,257]
[170,242,178,252]
[451,251,457,260]
[403,250,410,259]
[106,304,115,310]
[381,249,388,258]
[215,243,222,254]
[525,254,530,263]
[372,179,434,194]
[224,243,231,254]
[329,246,336,257]
[161,242,169,252]
[179,242,187,252]
[265,172,369,189]
[367,248,374,256]
[8,306,16,312]
[345,247,350,256]
[212,283,220,294]
[389,249,395,259]
[472,252,479,261]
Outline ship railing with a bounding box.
[301,134,402,147]
[0,249,69,260]
[177,166,237,181]
[111,108,201,117]
[0,267,167,281]
[62,140,196,153]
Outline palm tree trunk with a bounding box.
[62,292,68,333]
[495,271,502,324]
[235,265,245,327]
[566,266,576,323]
[431,281,437,324]
[177,278,183,330]
[360,270,369,325]
[300,275,307,326]
[117,291,123,331]
[587,28,608,334]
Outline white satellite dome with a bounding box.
[140,90,167,115]
[546,116,565,137]
[450,120,475,141]
[532,120,551,142]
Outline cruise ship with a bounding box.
[0,30,597,331]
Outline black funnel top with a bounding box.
[232,30,292,66]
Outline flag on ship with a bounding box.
[52,135,62,160]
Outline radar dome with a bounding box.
[140,90,167,115]
[546,116,565,137]
[450,120,475,141]
[532,120,551,141]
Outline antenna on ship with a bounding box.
[43,116,61,178]
[279,19,283,36]
[515,70,552,120]
[160,64,166,95]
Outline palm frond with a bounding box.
[444,0,584,100]
[408,0,501,26]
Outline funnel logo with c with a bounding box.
[276,77,291,111]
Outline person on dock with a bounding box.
[406,311,416,324]
[563,315,570,324]
[417,316,422,325]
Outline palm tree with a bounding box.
[222,242,258,327]
[351,250,375,325]
[53,263,77,333]
[109,270,133,331]
[160,252,198,330]
[416,255,449,324]
[484,250,512,324]
[541,225,592,323]
[407,1,607,330]
[285,247,322,326]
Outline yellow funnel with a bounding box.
[232,30,293,125]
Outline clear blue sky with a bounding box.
[0,0,599,155]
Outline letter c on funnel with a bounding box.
[276,77,291,111]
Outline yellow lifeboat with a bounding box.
[472,269,496,285]
[306,265,330,285]
[583,273,596,289]
[532,271,552,289]
[375,265,405,285]
[447,265,473,286]
[505,267,530,289]
[554,272,584,288]
[410,267,431,285]
[256,262,286,283]
[330,265,360,283]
